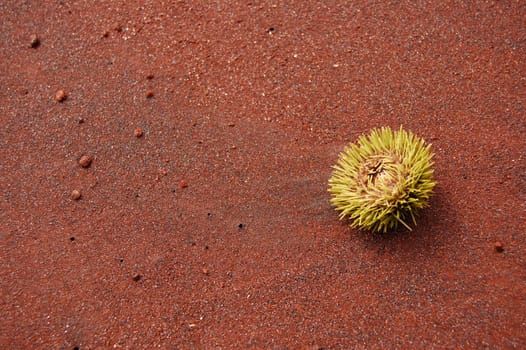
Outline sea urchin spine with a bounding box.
[328,126,436,233]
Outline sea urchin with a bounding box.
[328,126,436,233]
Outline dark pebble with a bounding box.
[79,155,93,168]
[30,34,40,48]
[71,190,81,200]
[55,89,67,102]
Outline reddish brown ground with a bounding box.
[1,1,525,349]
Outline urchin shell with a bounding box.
[328,126,436,233]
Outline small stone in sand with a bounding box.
[71,190,81,200]
[146,90,154,98]
[494,241,504,253]
[79,155,93,168]
[55,90,67,102]
[134,128,143,137]
[180,180,188,188]
[30,34,40,48]
[132,274,142,282]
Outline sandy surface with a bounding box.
[1,1,525,349]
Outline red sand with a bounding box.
[1,1,525,349]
